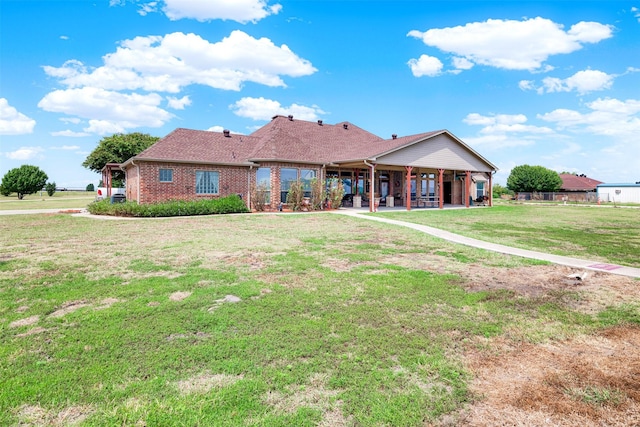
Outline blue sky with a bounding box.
[1,0,639,188]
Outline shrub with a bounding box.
[86,183,95,192]
[310,178,326,210]
[45,182,56,197]
[286,180,305,211]
[327,178,345,209]
[87,195,249,217]
[251,182,269,212]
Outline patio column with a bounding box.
[465,170,471,208]
[438,168,444,209]
[405,166,413,211]
[355,169,360,197]
[488,173,493,207]
[366,162,376,212]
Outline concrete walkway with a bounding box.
[334,209,640,279]
[0,208,85,215]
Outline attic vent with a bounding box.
[392,134,397,139]
[288,115,294,121]
[223,129,230,137]
[318,120,323,126]
[343,123,348,130]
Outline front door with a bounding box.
[444,181,452,204]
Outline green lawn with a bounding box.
[0,191,95,210]
[375,205,640,268]
[1,211,637,426]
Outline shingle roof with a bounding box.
[131,128,259,165]
[559,174,603,191]
[125,116,492,169]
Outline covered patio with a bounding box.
[327,130,497,212]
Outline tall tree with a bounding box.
[507,165,562,193]
[82,133,159,182]
[0,165,49,199]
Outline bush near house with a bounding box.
[87,195,249,217]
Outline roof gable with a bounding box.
[371,132,496,172]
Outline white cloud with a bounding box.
[51,145,81,150]
[463,113,554,148]
[230,97,326,121]
[0,98,36,135]
[5,146,44,160]
[160,0,282,23]
[206,125,243,134]
[407,55,443,77]
[137,1,158,16]
[408,17,613,72]
[38,87,173,135]
[60,117,81,124]
[43,31,316,93]
[539,98,640,139]
[452,57,474,70]
[167,95,191,109]
[51,130,91,137]
[541,69,614,94]
[464,113,529,126]
[518,80,536,91]
[633,7,640,23]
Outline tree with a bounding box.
[506,165,562,193]
[86,183,95,192]
[0,165,48,199]
[492,183,513,198]
[45,182,56,197]
[82,133,159,182]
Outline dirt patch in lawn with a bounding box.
[169,291,191,301]
[15,403,94,426]
[175,372,244,395]
[457,264,640,313]
[49,300,90,318]
[453,325,640,427]
[9,315,39,328]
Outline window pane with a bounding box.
[256,168,271,203]
[195,171,219,194]
[256,168,270,188]
[476,182,484,199]
[159,169,173,182]
[301,169,316,190]
[280,168,297,202]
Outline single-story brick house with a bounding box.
[121,115,497,211]
[559,173,603,201]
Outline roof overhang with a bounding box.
[121,157,258,168]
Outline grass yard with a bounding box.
[0,191,95,210]
[1,211,639,426]
[376,205,640,268]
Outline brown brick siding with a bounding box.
[126,162,251,206]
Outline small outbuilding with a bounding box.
[597,183,640,204]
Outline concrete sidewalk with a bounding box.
[334,209,640,279]
[0,208,85,215]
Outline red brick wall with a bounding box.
[125,165,139,202]
[129,161,251,206]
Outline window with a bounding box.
[280,168,297,203]
[476,182,485,199]
[301,169,316,198]
[195,171,219,194]
[256,167,271,204]
[159,168,173,182]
